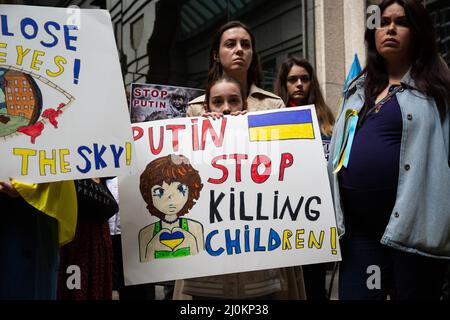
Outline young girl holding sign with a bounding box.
[202,74,248,119]
[175,20,305,300]
[172,75,305,300]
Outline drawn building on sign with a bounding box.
[4,71,40,122]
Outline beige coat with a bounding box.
[173,85,306,300]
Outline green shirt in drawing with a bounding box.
[154,218,190,259]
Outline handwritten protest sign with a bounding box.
[0,5,134,183]
[130,83,203,122]
[120,106,341,285]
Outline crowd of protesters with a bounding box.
[1,0,449,301]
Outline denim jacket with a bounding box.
[328,71,450,259]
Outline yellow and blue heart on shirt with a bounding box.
[159,230,185,250]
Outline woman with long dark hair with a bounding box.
[329,0,450,300]
[275,57,335,300]
[275,57,335,159]
[187,21,285,116]
[176,21,306,300]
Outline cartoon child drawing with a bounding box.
[138,154,204,262]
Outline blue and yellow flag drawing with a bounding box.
[248,109,315,142]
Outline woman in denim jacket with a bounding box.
[328,0,450,300]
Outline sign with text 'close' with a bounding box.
[0,5,134,183]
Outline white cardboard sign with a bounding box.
[120,106,341,285]
[0,5,134,183]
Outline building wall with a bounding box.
[107,0,156,87]
[55,0,157,88]
[313,0,449,115]
[344,0,366,74]
[314,0,367,115]
[428,0,450,66]
[56,0,305,90]
[61,0,364,103]
[47,0,448,107]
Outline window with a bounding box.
[430,6,450,66]
[130,15,144,51]
[261,58,277,92]
[115,21,122,49]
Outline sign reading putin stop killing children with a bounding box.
[0,5,134,183]
[120,106,342,284]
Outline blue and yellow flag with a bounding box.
[248,109,315,142]
[11,179,77,246]
[342,54,362,96]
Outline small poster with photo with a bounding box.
[130,83,204,123]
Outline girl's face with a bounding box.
[172,97,185,109]
[218,27,253,76]
[286,64,311,106]
[151,181,188,217]
[208,81,244,114]
[375,3,412,63]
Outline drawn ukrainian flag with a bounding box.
[248,109,315,142]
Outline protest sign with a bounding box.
[0,5,134,183]
[130,83,203,122]
[120,106,341,285]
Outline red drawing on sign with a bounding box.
[17,121,45,144]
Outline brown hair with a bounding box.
[208,21,262,92]
[275,57,335,136]
[358,0,450,121]
[139,154,203,220]
[204,74,247,112]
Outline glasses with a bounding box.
[376,16,410,30]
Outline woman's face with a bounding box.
[375,3,412,63]
[218,27,253,77]
[208,81,244,114]
[151,181,188,217]
[286,64,311,106]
